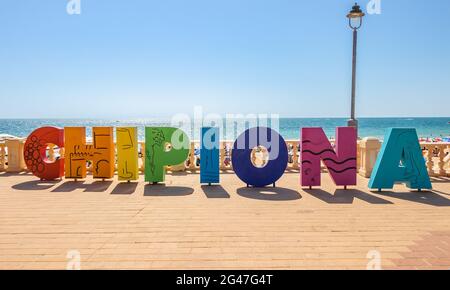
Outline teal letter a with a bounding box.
[368,128,432,191]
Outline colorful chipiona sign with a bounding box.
[23,126,432,192]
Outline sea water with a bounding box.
[0,118,448,141]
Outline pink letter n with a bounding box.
[301,127,357,187]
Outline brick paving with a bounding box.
[0,171,449,270]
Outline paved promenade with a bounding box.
[0,172,449,270]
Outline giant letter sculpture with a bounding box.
[200,127,220,185]
[64,127,115,179]
[301,127,357,187]
[24,126,64,180]
[232,127,288,187]
[117,127,139,181]
[368,128,432,191]
[145,127,190,183]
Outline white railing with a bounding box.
[421,143,450,177]
[0,142,6,171]
[1,139,449,178]
[0,139,26,173]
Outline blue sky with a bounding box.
[0,0,449,118]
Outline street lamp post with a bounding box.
[347,3,365,136]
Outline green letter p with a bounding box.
[145,127,190,183]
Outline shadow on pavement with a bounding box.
[374,190,450,207]
[201,185,231,199]
[111,182,138,195]
[12,180,61,191]
[52,181,113,193]
[304,188,393,204]
[144,184,194,197]
[237,187,301,201]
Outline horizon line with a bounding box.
[1,116,449,120]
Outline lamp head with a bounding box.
[347,3,365,19]
[347,3,365,29]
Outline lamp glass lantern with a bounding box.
[347,3,365,30]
